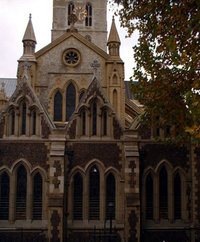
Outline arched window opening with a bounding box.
[85,3,92,26]
[92,102,97,135]
[73,173,83,220]
[68,2,75,25]
[0,173,10,220]
[16,166,27,220]
[113,90,117,113]
[54,91,63,121]
[33,173,43,220]
[21,102,26,135]
[103,110,107,136]
[146,173,153,219]
[165,125,171,137]
[174,173,181,219]
[106,173,115,220]
[11,110,15,135]
[32,110,36,135]
[89,165,100,220]
[159,166,168,219]
[82,110,86,135]
[79,91,85,102]
[66,83,76,121]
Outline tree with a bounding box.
[112,0,200,144]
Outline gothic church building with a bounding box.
[0,1,199,241]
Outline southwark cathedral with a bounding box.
[0,1,200,241]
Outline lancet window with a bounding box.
[174,173,181,219]
[89,166,100,220]
[54,91,63,121]
[73,173,83,220]
[145,173,153,219]
[85,3,92,26]
[66,83,76,121]
[106,173,116,219]
[33,173,43,220]
[68,2,75,25]
[0,173,9,220]
[16,165,27,220]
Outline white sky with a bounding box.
[0,0,138,80]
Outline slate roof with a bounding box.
[0,78,17,98]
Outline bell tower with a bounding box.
[52,0,107,51]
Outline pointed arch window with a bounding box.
[174,173,181,219]
[66,83,76,121]
[54,91,63,121]
[85,3,92,26]
[89,165,100,220]
[106,173,115,219]
[21,102,26,135]
[73,173,83,220]
[68,2,75,25]
[11,110,15,135]
[32,110,37,135]
[146,173,153,219]
[0,173,10,220]
[92,102,97,135]
[82,110,86,135]
[16,166,27,220]
[103,110,107,136]
[33,173,43,220]
[159,166,168,219]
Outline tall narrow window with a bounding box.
[68,2,75,25]
[85,3,92,26]
[106,173,115,219]
[54,91,63,121]
[89,166,100,220]
[16,166,27,220]
[33,173,43,220]
[32,111,36,135]
[73,173,83,220]
[174,173,181,219]
[92,102,97,135]
[159,166,168,219]
[0,173,9,220]
[113,90,117,113]
[11,110,15,135]
[146,173,153,219]
[82,110,86,135]
[66,83,76,121]
[22,102,26,135]
[103,110,107,136]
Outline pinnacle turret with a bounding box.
[23,14,36,43]
[20,14,37,60]
[107,17,121,56]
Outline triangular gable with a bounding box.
[67,76,124,139]
[0,75,54,138]
[36,31,109,59]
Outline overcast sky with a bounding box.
[0,0,138,80]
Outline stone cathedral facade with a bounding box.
[0,1,200,242]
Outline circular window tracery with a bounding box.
[63,49,81,67]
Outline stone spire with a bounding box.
[107,16,121,56]
[21,14,37,60]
